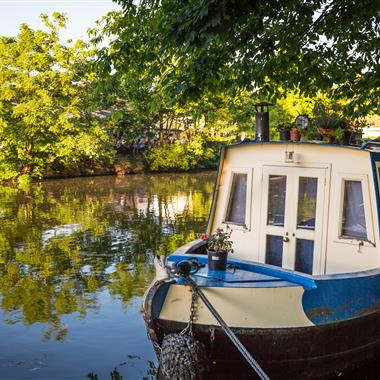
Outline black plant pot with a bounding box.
[207,250,228,271]
[279,130,291,141]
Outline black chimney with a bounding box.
[254,102,273,142]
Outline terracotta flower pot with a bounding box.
[290,128,301,142]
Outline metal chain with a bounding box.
[209,326,215,359]
[180,283,198,337]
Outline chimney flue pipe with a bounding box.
[254,102,273,142]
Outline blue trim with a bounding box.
[303,272,380,325]
[370,152,380,235]
[151,282,170,319]
[361,141,380,150]
[167,255,317,289]
[167,255,380,325]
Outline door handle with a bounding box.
[283,236,290,242]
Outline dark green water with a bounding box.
[0,172,216,380]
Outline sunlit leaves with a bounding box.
[0,14,114,181]
[113,0,379,114]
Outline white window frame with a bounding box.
[333,173,375,247]
[222,168,252,231]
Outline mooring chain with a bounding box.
[180,283,198,337]
[209,326,215,359]
[163,262,270,380]
[184,275,271,380]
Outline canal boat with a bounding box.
[142,122,380,378]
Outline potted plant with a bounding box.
[206,227,233,271]
[312,102,345,143]
[313,115,341,143]
[348,118,367,145]
[275,123,292,141]
[290,126,301,142]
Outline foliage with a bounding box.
[0,6,377,180]
[94,10,258,159]
[347,118,370,132]
[113,0,379,115]
[0,13,114,182]
[274,122,292,132]
[144,138,217,171]
[207,226,233,254]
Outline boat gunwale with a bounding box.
[168,239,380,289]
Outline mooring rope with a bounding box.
[184,275,271,380]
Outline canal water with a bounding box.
[0,172,215,380]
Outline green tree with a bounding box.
[0,13,113,182]
[113,0,379,115]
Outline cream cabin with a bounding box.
[143,140,380,380]
[208,142,380,275]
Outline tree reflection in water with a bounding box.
[0,172,215,342]
[87,360,158,380]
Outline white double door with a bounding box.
[259,166,327,275]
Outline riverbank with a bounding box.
[43,154,218,180]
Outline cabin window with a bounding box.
[297,177,318,230]
[341,180,367,239]
[225,173,247,225]
[267,175,287,226]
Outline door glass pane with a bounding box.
[295,239,314,274]
[267,175,286,226]
[342,180,367,239]
[297,177,318,230]
[225,173,247,225]
[265,235,283,267]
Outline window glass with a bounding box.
[265,235,283,267]
[225,173,247,225]
[267,175,287,226]
[297,177,318,230]
[295,239,314,274]
[341,180,367,239]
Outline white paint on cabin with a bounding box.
[208,143,380,275]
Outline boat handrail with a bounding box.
[361,141,380,151]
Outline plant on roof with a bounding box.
[274,122,293,132]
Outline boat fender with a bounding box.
[154,255,169,281]
[160,333,209,380]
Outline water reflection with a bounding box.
[87,360,157,380]
[0,172,215,346]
